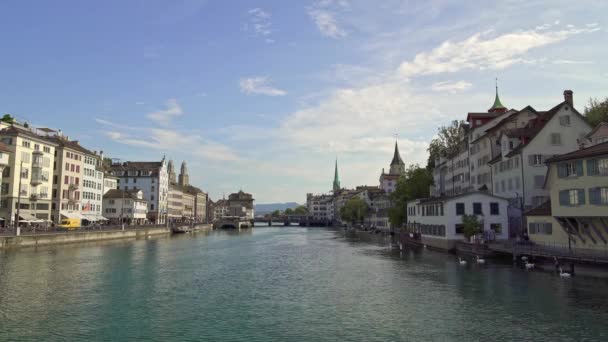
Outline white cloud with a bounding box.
[147,98,182,126]
[239,77,287,96]
[398,25,600,78]
[308,0,348,38]
[246,8,274,43]
[431,80,472,94]
[552,59,593,65]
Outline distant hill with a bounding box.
[255,202,300,214]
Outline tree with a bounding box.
[388,164,434,228]
[284,208,294,215]
[584,97,608,127]
[340,197,369,225]
[1,114,15,124]
[462,214,482,239]
[427,120,468,170]
[294,206,308,215]
[271,210,281,218]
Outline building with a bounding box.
[102,189,148,225]
[44,135,105,224]
[491,91,591,210]
[0,142,12,226]
[582,122,608,148]
[355,186,391,229]
[406,192,510,251]
[227,191,255,219]
[379,142,406,194]
[108,158,169,224]
[306,193,334,223]
[103,173,118,195]
[213,199,228,220]
[0,126,56,225]
[168,184,184,221]
[525,141,608,251]
[166,160,207,222]
[184,185,207,222]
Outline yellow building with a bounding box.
[526,142,608,251]
[0,126,56,224]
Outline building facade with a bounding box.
[103,189,148,225]
[379,142,406,194]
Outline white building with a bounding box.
[103,173,118,195]
[81,153,104,222]
[306,193,334,223]
[102,189,148,225]
[108,158,169,224]
[406,192,510,251]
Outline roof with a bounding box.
[391,141,405,166]
[380,173,400,180]
[467,112,501,120]
[489,87,506,111]
[103,189,146,201]
[502,126,542,139]
[525,201,552,216]
[586,122,608,138]
[44,136,97,156]
[487,154,502,165]
[0,125,59,144]
[110,161,163,171]
[408,191,508,204]
[545,141,608,163]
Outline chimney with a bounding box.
[563,90,573,106]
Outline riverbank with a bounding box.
[0,224,213,249]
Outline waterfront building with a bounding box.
[227,190,255,219]
[0,142,11,226]
[213,199,228,219]
[0,126,56,225]
[103,173,118,195]
[108,158,169,224]
[490,91,591,210]
[379,142,406,194]
[406,192,509,251]
[166,160,207,222]
[184,186,207,222]
[102,189,148,225]
[168,184,184,221]
[306,193,334,223]
[332,188,357,225]
[526,141,608,250]
[355,186,391,229]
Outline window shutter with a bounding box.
[587,159,598,176]
[557,164,566,178]
[576,160,584,176]
[578,189,586,205]
[545,223,552,234]
[589,188,600,204]
[528,155,535,166]
[559,190,569,205]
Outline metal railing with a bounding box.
[0,223,170,236]
[488,241,608,262]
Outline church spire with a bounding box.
[489,77,506,112]
[389,140,406,175]
[333,158,340,192]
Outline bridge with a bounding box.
[253,215,333,227]
[213,216,253,229]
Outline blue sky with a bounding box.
[1,0,607,203]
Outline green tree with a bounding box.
[340,197,369,225]
[388,165,433,228]
[271,210,281,218]
[584,97,608,127]
[462,214,482,239]
[1,114,15,124]
[427,120,468,170]
[284,208,294,215]
[294,205,308,215]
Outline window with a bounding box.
[1,183,8,195]
[455,224,465,235]
[21,151,31,163]
[558,161,583,178]
[529,154,544,166]
[473,203,482,215]
[501,180,506,192]
[508,141,514,149]
[133,178,137,183]
[490,202,499,215]
[589,187,608,205]
[43,146,51,153]
[534,175,545,189]
[21,168,29,179]
[559,115,570,126]
[490,223,502,234]
[529,222,552,235]
[150,204,155,210]
[76,165,80,173]
[22,140,31,148]
[514,176,521,189]
[456,203,465,215]
[508,179,513,190]
[588,159,608,176]
[550,133,562,145]
[559,189,585,206]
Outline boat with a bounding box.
[171,223,191,234]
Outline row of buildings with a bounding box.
[406,89,608,253]
[306,141,406,229]
[0,120,211,227]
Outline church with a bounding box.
[379,141,406,193]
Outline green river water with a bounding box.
[1,227,607,341]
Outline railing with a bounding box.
[0,223,170,236]
[488,241,608,262]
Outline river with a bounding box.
[1,227,608,341]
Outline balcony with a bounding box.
[19,190,28,197]
[30,173,49,186]
[69,183,79,190]
[30,194,38,201]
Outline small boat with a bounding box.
[171,224,191,234]
[559,267,571,278]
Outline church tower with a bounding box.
[389,141,406,175]
[178,161,189,186]
[332,158,340,192]
[168,160,176,183]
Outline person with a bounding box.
[554,256,560,273]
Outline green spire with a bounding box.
[490,78,506,111]
[333,158,340,192]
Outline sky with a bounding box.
[1,0,607,204]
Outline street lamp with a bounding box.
[15,161,23,236]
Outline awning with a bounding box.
[0,217,4,221]
[19,213,44,223]
[97,215,108,221]
[60,211,83,219]
[81,213,99,222]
